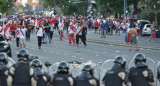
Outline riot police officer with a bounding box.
[7,48,36,86]
[102,56,127,86]
[129,53,154,86]
[76,65,97,86]
[0,52,9,86]
[30,59,50,86]
[51,61,74,86]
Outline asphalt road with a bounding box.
[10,33,160,64]
[9,32,160,86]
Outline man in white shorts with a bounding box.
[17,25,27,48]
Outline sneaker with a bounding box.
[129,49,131,51]
[77,44,79,47]
[38,46,41,49]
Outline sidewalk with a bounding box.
[86,30,160,50]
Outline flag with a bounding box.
[127,33,131,43]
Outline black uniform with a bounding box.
[129,66,154,86]
[52,73,73,86]
[102,64,127,86]
[11,62,32,86]
[0,65,8,86]
[76,72,93,86]
[34,69,47,86]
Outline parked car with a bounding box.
[141,24,157,36]
[0,34,12,57]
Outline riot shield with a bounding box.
[128,57,157,86]
[49,62,74,76]
[99,59,114,86]
[71,61,99,79]
[157,61,160,86]
[30,59,48,73]
[7,57,16,68]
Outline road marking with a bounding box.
[72,56,76,58]
[64,54,68,55]
[80,58,84,59]
[115,51,120,53]
[96,55,99,57]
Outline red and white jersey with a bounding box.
[37,26,43,37]
[58,22,64,30]
[68,25,75,34]
[76,25,83,35]
[17,28,27,38]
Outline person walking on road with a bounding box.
[148,22,156,42]
[36,23,44,49]
[129,25,139,51]
[68,22,75,45]
[100,21,105,38]
[44,21,51,44]
[76,22,87,47]
[58,20,64,41]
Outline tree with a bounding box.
[0,0,14,14]
[95,0,139,17]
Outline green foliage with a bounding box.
[0,0,13,14]
[44,0,88,15]
[140,9,160,25]
[95,0,139,15]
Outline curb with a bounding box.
[53,34,160,51]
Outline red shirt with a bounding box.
[52,19,55,25]
[94,21,99,27]
[10,25,15,31]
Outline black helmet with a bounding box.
[82,65,93,75]
[30,59,42,69]
[45,61,51,67]
[114,56,126,68]
[58,62,69,73]
[28,56,38,63]
[17,48,29,61]
[0,52,8,64]
[134,53,146,67]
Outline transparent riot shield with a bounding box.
[156,61,160,86]
[128,57,157,86]
[49,62,74,76]
[7,57,16,68]
[71,62,99,80]
[100,59,114,86]
[30,59,48,73]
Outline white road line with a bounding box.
[115,51,120,53]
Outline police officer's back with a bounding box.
[0,53,9,86]
[102,56,127,86]
[7,48,36,86]
[30,59,50,86]
[76,65,97,86]
[52,62,74,86]
[129,53,154,86]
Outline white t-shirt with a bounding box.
[37,26,43,37]
[50,24,54,31]
[17,28,27,38]
[76,26,82,35]
[58,23,64,30]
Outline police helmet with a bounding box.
[0,52,8,64]
[30,59,42,69]
[28,56,38,63]
[114,56,126,68]
[45,61,51,67]
[58,62,69,73]
[17,48,29,61]
[134,53,146,67]
[82,65,94,75]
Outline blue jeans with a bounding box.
[45,33,51,43]
[59,30,62,40]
